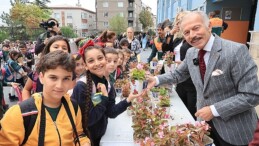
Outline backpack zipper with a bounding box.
[53,121,61,146]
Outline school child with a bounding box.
[115,49,124,79]
[121,48,132,72]
[0,50,91,146]
[22,35,71,100]
[5,50,27,101]
[104,47,118,85]
[2,44,10,63]
[72,53,86,81]
[71,40,140,146]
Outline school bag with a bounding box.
[3,62,15,82]
[19,97,79,145]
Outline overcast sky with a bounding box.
[0,0,157,16]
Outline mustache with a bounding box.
[191,36,201,42]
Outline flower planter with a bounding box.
[130,80,144,94]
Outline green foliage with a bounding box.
[108,14,127,35]
[139,8,153,31]
[0,30,9,42]
[60,26,77,38]
[131,69,146,81]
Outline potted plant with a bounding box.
[164,51,175,73]
[130,63,146,94]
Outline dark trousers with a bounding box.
[208,121,248,146]
[176,78,197,120]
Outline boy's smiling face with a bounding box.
[39,66,73,101]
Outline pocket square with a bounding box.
[212,69,223,76]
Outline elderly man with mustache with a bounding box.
[146,11,259,146]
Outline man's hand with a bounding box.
[145,75,156,91]
[195,106,214,121]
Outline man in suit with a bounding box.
[146,11,259,146]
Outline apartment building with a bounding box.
[96,0,142,32]
[49,4,96,37]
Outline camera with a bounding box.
[39,21,56,30]
[39,20,58,38]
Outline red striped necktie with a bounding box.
[199,49,206,82]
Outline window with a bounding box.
[103,2,108,7]
[81,13,87,19]
[118,2,123,7]
[103,22,109,27]
[54,13,60,19]
[129,2,133,7]
[119,12,124,17]
[67,13,72,19]
[129,12,133,17]
[104,12,108,17]
[89,15,92,18]
[128,22,133,27]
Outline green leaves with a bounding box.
[108,14,127,36]
[139,8,153,31]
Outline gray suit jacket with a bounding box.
[158,35,259,145]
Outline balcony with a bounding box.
[128,17,134,21]
[127,6,134,11]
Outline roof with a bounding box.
[49,4,96,14]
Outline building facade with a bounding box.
[156,0,258,44]
[49,5,96,37]
[96,0,143,32]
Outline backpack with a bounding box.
[3,62,15,82]
[19,97,79,145]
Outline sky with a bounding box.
[0,0,157,16]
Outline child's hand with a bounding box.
[126,92,142,103]
[97,83,108,97]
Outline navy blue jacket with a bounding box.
[71,74,131,140]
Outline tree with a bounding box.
[60,26,77,38]
[108,14,127,35]
[139,8,153,31]
[0,30,9,42]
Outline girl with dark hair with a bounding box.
[71,40,140,146]
[22,36,71,101]
[41,35,71,56]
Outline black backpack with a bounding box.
[19,97,79,145]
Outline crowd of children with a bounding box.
[0,25,143,145]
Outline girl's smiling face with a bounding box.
[84,49,106,78]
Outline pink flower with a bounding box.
[151,142,155,146]
[195,121,201,127]
[159,124,164,130]
[137,63,143,70]
[137,97,143,103]
[164,114,170,119]
[158,131,164,138]
[144,137,150,143]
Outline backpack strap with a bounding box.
[62,97,81,146]
[19,97,38,145]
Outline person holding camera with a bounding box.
[35,18,61,55]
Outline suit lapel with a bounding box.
[203,36,222,91]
